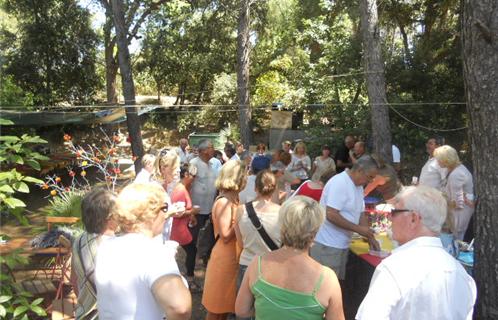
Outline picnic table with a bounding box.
[349,232,394,267]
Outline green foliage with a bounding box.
[1,0,100,106]
[39,189,84,221]
[0,119,48,224]
[0,75,34,107]
[0,251,47,319]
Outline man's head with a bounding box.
[179,138,188,151]
[426,136,445,156]
[345,135,355,150]
[349,155,379,186]
[81,188,117,234]
[224,143,236,159]
[141,154,156,173]
[354,141,366,157]
[282,140,292,153]
[198,139,214,161]
[391,186,447,245]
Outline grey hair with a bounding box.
[395,185,447,233]
[352,155,379,172]
[197,139,212,151]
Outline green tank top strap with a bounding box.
[257,255,262,277]
[311,267,325,295]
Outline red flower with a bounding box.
[64,187,70,192]
[113,135,121,143]
[68,170,76,177]
[63,134,71,141]
[113,168,121,174]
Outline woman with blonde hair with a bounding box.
[288,141,312,186]
[433,145,474,240]
[235,196,344,320]
[151,150,189,242]
[95,183,191,319]
[202,160,247,320]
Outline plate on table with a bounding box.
[369,250,390,258]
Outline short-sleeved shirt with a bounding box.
[96,234,186,320]
[419,157,448,190]
[311,156,336,182]
[288,154,312,180]
[189,157,219,215]
[176,147,189,165]
[315,170,365,249]
[334,144,351,173]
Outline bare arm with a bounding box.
[234,206,244,248]
[152,274,191,320]
[235,258,257,317]
[215,198,236,243]
[324,268,345,320]
[326,207,378,250]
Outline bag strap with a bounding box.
[245,202,279,251]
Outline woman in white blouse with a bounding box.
[311,145,336,182]
[434,145,474,240]
[288,141,311,185]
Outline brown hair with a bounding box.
[319,168,336,185]
[255,170,276,197]
[280,152,292,166]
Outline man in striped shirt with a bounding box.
[71,188,117,320]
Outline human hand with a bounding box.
[188,215,198,227]
[168,202,186,218]
[357,226,380,251]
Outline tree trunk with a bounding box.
[359,0,392,162]
[462,1,498,318]
[236,0,252,148]
[103,8,118,104]
[111,0,144,172]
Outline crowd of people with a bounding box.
[70,135,477,320]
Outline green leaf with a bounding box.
[0,118,14,126]
[0,295,12,303]
[22,176,43,184]
[3,197,26,208]
[0,172,14,180]
[29,305,46,316]
[22,136,47,144]
[30,298,43,306]
[0,185,15,193]
[0,136,20,142]
[10,155,23,165]
[31,153,49,161]
[25,159,40,171]
[13,182,29,193]
[20,314,29,320]
[12,305,28,317]
[0,304,6,317]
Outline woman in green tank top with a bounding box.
[235,196,345,320]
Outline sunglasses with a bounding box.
[390,208,412,217]
[159,203,169,213]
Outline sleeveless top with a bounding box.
[251,256,326,319]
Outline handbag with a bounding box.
[245,202,279,251]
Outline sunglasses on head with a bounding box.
[159,203,169,213]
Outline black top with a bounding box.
[334,143,351,173]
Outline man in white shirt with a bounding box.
[310,156,380,280]
[356,185,476,320]
[419,136,447,190]
[189,139,218,260]
[176,138,190,165]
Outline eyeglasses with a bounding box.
[390,208,411,217]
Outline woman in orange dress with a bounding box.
[202,160,247,320]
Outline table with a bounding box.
[349,233,394,267]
